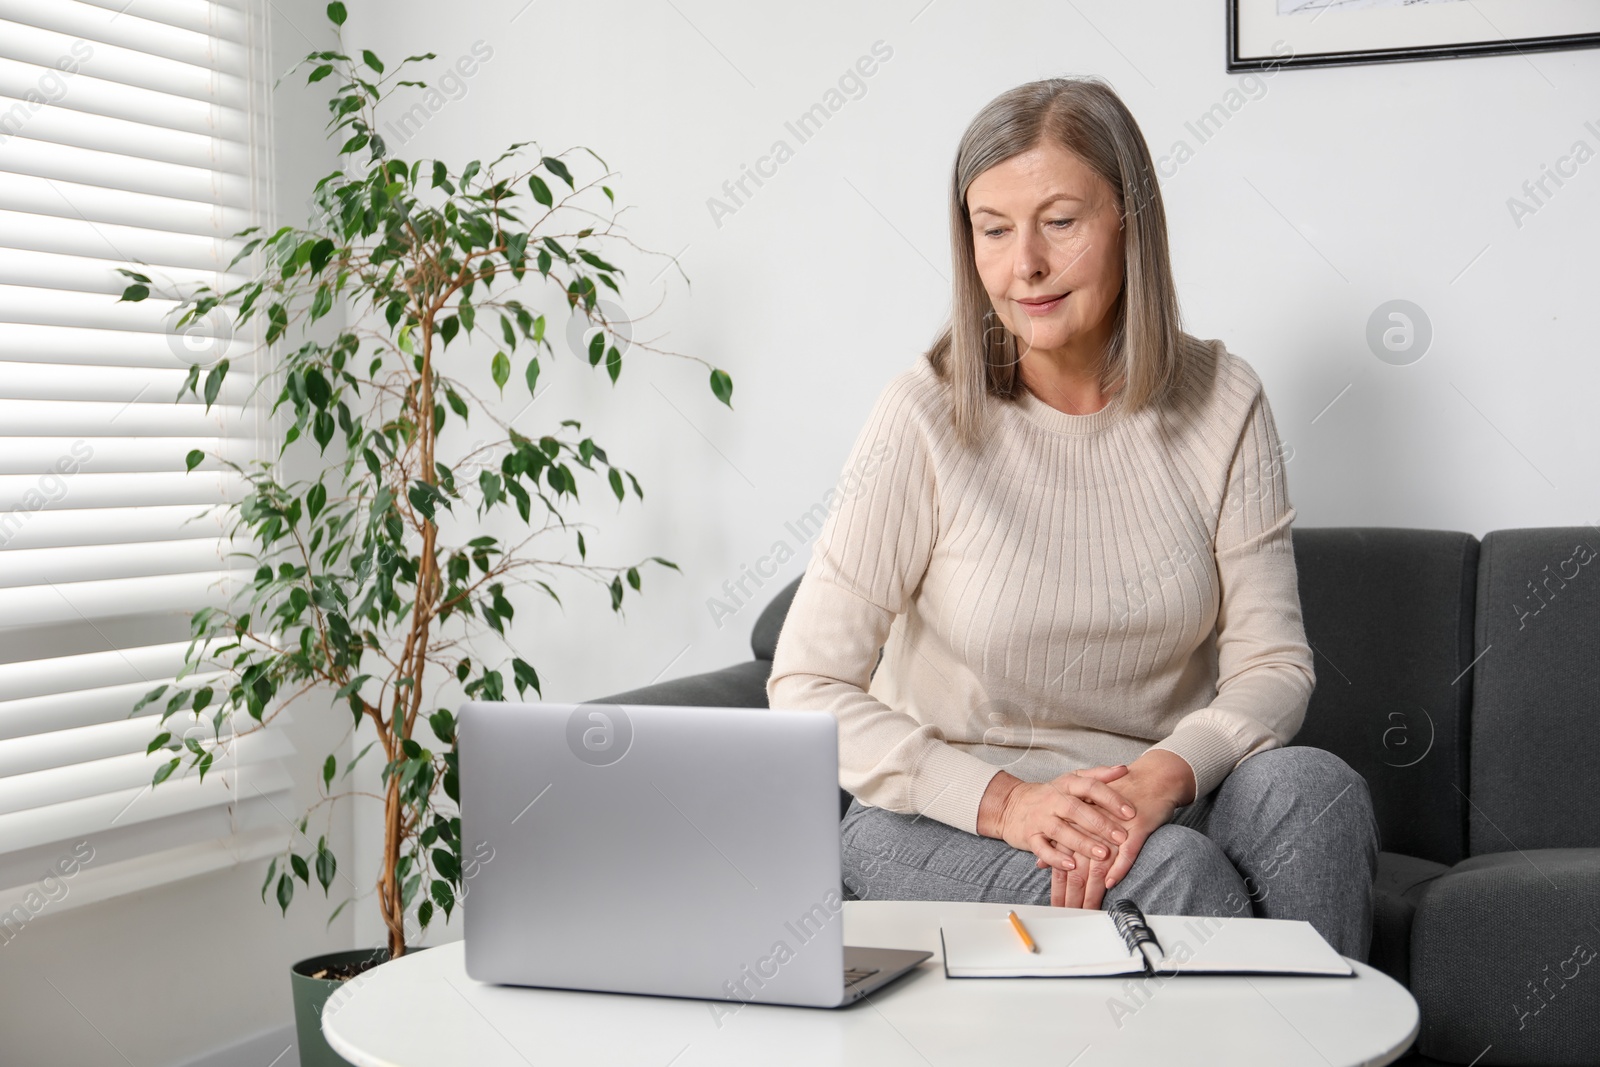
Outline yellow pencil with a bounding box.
[1007,910,1039,954]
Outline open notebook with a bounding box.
[940,900,1354,978]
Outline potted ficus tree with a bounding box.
[115,5,732,1063]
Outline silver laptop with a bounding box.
[457,701,931,1009]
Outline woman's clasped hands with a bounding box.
[987,750,1195,910]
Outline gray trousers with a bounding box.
[840,746,1380,961]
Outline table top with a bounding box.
[321,900,1419,1067]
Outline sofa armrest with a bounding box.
[1410,848,1600,1065]
[1370,851,1450,988]
[587,659,855,821]
[586,659,772,710]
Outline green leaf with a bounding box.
[291,853,310,885]
[577,250,619,273]
[119,284,149,302]
[316,844,336,894]
[417,899,433,928]
[528,174,552,207]
[266,304,288,344]
[309,238,336,274]
[276,871,294,915]
[709,368,733,408]
[203,359,229,409]
[322,753,336,790]
[431,848,460,881]
[626,566,640,591]
[608,467,624,502]
[326,2,347,25]
[146,732,171,755]
[431,879,455,919]
[131,685,169,716]
[408,481,435,520]
[432,160,448,188]
[362,49,384,74]
[185,449,205,472]
[311,409,334,451]
[511,657,541,698]
[308,64,334,83]
[153,757,180,786]
[343,740,377,780]
[491,351,510,393]
[541,156,574,188]
[525,356,541,397]
[324,897,353,930]
[307,482,328,520]
[304,367,332,408]
[261,857,278,904]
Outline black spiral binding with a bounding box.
[1108,898,1163,975]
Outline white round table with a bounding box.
[321,900,1419,1066]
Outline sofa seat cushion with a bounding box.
[1371,851,1450,986]
[1411,848,1600,1065]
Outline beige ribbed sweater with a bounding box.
[766,338,1315,836]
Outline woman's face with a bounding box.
[965,141,1125,365]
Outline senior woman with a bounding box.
[765,76,1380,960]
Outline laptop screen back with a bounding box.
[458,701,848,1007]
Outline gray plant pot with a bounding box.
[290,946,431,1067]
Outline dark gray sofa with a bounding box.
[590,526,1600,1066]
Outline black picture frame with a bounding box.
[1227,0,1600,72]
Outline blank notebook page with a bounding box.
[1146,915,1352,975]
[940,914,1353,978]
[940,913,1146,977]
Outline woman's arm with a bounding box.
[766,373,1008,833]
[1143,381,1317,801]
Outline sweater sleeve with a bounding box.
[1146,383,1316,801]
[765,374,1005,834]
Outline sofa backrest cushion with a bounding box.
[1290,528,1477,866]
[1469,526,1600,854]
[751,576,804,661]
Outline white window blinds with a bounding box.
[0,0,294,895]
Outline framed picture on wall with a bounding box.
[1228,0,1600,72]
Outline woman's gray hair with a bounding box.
[927,75,1195,448]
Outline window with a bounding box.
[0,0,293,900]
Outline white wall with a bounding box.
[342,0,1599,710]
[0,4,358,1066]
[8,1,1598,1063]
